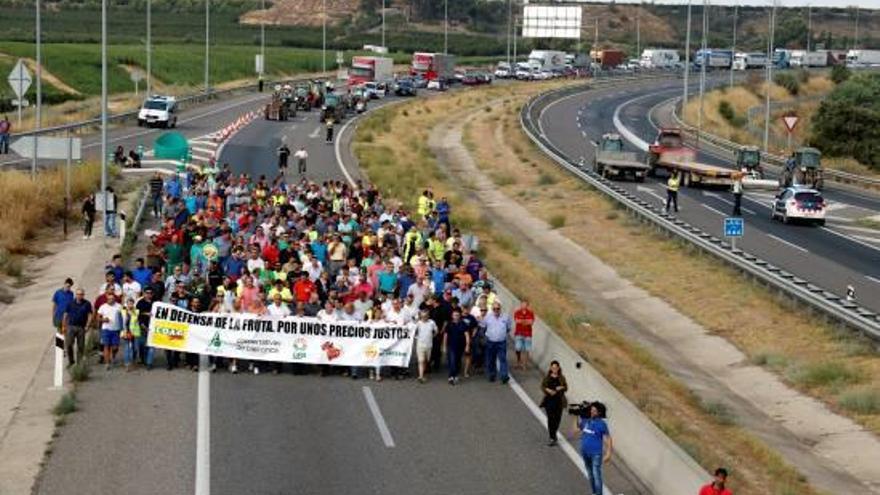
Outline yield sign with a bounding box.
[7,59,32,99]
[782,114,799,133]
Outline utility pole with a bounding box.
[33,0,42,179]
[146,0,152,96]
[853,6,860,50]
[205,0,210,93]
[636,11,641,60]
[322,0,327,73]
[698,0,708,138]
[806,4,811,51]
[764,1,776,152]
[683,0,692,120]
[506,0,512,68]
[261,0,265,79]
[594,18,599,51]
[101,0,108,229]
[513,15,518,64]
[381,0,386,49]
[444,0,449,55]
[730,0,738,88]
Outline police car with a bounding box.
[137,95,178,128]
[770,186,827,226]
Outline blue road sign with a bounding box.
[724,217,744,237]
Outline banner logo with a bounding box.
[321,341,342,361]
[292,338,308,360]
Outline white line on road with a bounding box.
[508,377,613,495]
[866,275,880,285]
[701,204,726,216]
[636,185,666,204]
[767,234,809,253]
[195,354,211,495]
[362,386,395,448]
[821,227,880,254]
[308,125,322,139]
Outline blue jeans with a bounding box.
[446,344,463,378]
[104,212,117,237]
[484,340,508,381]
[0,133,9,153]
[136,335,154,366]
[123,337,137,365]
[151,194,163,217]
[583,453,603,495]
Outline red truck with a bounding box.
[348,56,394,86]
[411,52,456,83]
[590,49,625,69]
[647,128,740,187]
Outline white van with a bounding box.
[138,95,178,128]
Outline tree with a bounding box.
[812,73,880,171]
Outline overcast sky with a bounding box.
[539,1,880,8]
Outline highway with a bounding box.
[33,89,646,495]
[537,77,880,314]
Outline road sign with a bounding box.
[10,136,82,161]
[255,54,264,75]
[724,217,744,238]
[11,99,29,107]
[782,113,799,133]
[7,59,32,99]
[336,51,344,65]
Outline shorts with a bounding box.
[514,335,532,352]
[416,343,432,364]
[101,329,121,347]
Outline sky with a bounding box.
[536,1,880,8]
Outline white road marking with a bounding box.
[195,354,211,495]
[508,377,613,495]
[308,125,322,139]
[866,275,880,285]
[362,386,395,448]
[821,227,880,254]
[636,185,666,203]
[581,131,587,137]
[611,94,653,152]
[767,234,809,253]
[701,204,726,216]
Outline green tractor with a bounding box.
[735,146,762,175]
[781,147,824,190]
[321,93,346,123]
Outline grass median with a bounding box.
[354,81,819,495]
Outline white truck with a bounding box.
[527,50,567,72]
[789,50,828,68]
[846,49,880,68]
[138,95,178,128]
[733,52,768,70]
[639,49,680,69]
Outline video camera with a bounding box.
[567,400,607,418]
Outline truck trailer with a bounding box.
[527,50,567,72]
[348,56,394,86]
[590,49,625,69]
[732,52,768,70]
[639,49,680,69]
[695,49,733,69]
[789,50,828,68]
[846,49,880,67]
[411,52,456,83]
[646,129,740,187]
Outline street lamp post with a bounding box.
[381,0,386,49]
[683,0,692,120]
[730,0,738,88]
[636,11,640,61]
[146,0,152,96]
[506,0,512,68]
[205,0,210,93]
[698,0,708,139]
[764,1,776,152]
[101,0,108,229]
[322,0,327,73]
[806,4,811,51]
[444,0,449,55]
[853,6,860,50]
[261,0,265,80]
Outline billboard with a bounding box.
[522,5,582,39]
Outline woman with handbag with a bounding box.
[540,360,568,446]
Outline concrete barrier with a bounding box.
[492,281,709,495]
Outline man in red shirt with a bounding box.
[293,271,316,304]
[513,299,535,371]
[699,468,733,495]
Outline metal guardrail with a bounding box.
[669,98,880,191]
[521,84,880,341]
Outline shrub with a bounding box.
[53,392,77,416]
[70,362,91,383]
[718,100,735,123]
[837,388,880,414]
[774,73,800,96]
[537,172,557,186]
[830,65,851,85]
[787,361,862,388]
[549,214,566,229]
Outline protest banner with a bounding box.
[147,302,415,367]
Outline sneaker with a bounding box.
[547,439,558,447]
[192,366,199,372]
[501,377,510,384]
[210,363,217,373]
[230,364,238,374]
[448,377,455,385]
[418,377,425,384]
[453,377,460,385]
[253,366,260,375]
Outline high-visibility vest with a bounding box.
[667,175,680,192]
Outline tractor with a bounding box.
[780,147,824,190]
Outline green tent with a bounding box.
[154,132,189,161]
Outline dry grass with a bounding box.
[354,82,819,495]
[466,87,880,438]
[0,163,101,254]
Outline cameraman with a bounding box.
[573,401,612,495]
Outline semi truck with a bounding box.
[590,49,625,69]
[639,49,680,69]
[592,134,648,181]
[646,129,740,187]
[732,52,768,70]
[772,49,791,68]
[846,49,880,67]
[527,50,567,72]
[348,56,393,86]
[695,49,733,69]
[411,52,456,83]
[789,50,828,68]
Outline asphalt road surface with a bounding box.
[34,88,647,495]
[537,77,880,313]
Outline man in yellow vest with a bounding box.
[666,172,680,214]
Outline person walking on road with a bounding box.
[62,287,92,367]
[666,172,680,214]
[513,299,535,371]
[574,402,613,495]
[443,308,471,385]
[699,468,733,495]
[277,142,291,173]
[97,292,122,370]
[481,302,512,384]
[0,115,10,154]
[103,186,118,238]
[732,174,743,217]
[325,118,335,144]
[149,172,164,217]
[294,146,308,175]
[52,278,74,338]
[414,309,437,383]
[82,193,96,239]
[540,360,568,446]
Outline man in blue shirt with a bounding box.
[480,302,512,383]
[62,287,92,366]
[51,278,74,333]
[575,402,613,495]
[132,257,153,287]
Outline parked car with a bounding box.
[412,75,428,88]
[427,79,447,91]
[462,72,481,85]
[770,187,826,225]
[394,79,417,96]
[362,81,386,99]
[515,68,534,80]
[494,67,511,78]
[476,72,493,84]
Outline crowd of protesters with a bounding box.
[56,167,537,385]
